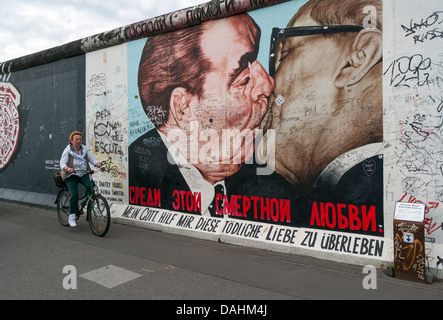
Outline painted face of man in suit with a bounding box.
[169,15,275,183]
[261,0,383,194]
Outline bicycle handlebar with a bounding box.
[67,166,105,177]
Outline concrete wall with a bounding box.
[0,55,85,205]
[384,0,443,277]
[1,0,443,276]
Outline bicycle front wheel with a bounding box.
[87,194,111,237]
[56,189,71,226]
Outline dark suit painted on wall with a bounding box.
[128,128,307,226]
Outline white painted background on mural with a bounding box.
[85,45,129,204]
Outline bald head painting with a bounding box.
[262,0,383,195]
[258,0,384,234]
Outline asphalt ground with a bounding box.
[1,200,443,309]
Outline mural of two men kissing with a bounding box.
[129,0,384,237]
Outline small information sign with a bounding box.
[394,202,425,222]
[393,202,426,283]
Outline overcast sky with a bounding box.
[0,0,206,62]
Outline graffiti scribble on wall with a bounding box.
[0,82,20,170]
[86,48,129,204]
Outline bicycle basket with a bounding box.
[54,171,66,188]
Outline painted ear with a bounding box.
[335,29,382,88]
[169,87,193,132]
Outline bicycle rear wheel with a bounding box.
[56,189,71,226]
[87,194,111,237]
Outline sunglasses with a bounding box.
[269,25,364,77]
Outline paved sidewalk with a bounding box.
[1,200,443,301]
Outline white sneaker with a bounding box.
[68,214,77,227]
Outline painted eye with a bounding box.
[239,76,250,87]
[279,50,288,63]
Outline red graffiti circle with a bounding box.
[0,82,20,170]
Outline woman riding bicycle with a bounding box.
[60,131,102,227]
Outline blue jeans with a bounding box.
[65,174,92,215]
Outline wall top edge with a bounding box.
[0,0,289,75]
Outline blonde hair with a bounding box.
[69,131,83,144]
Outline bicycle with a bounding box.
[54,167,111,237]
